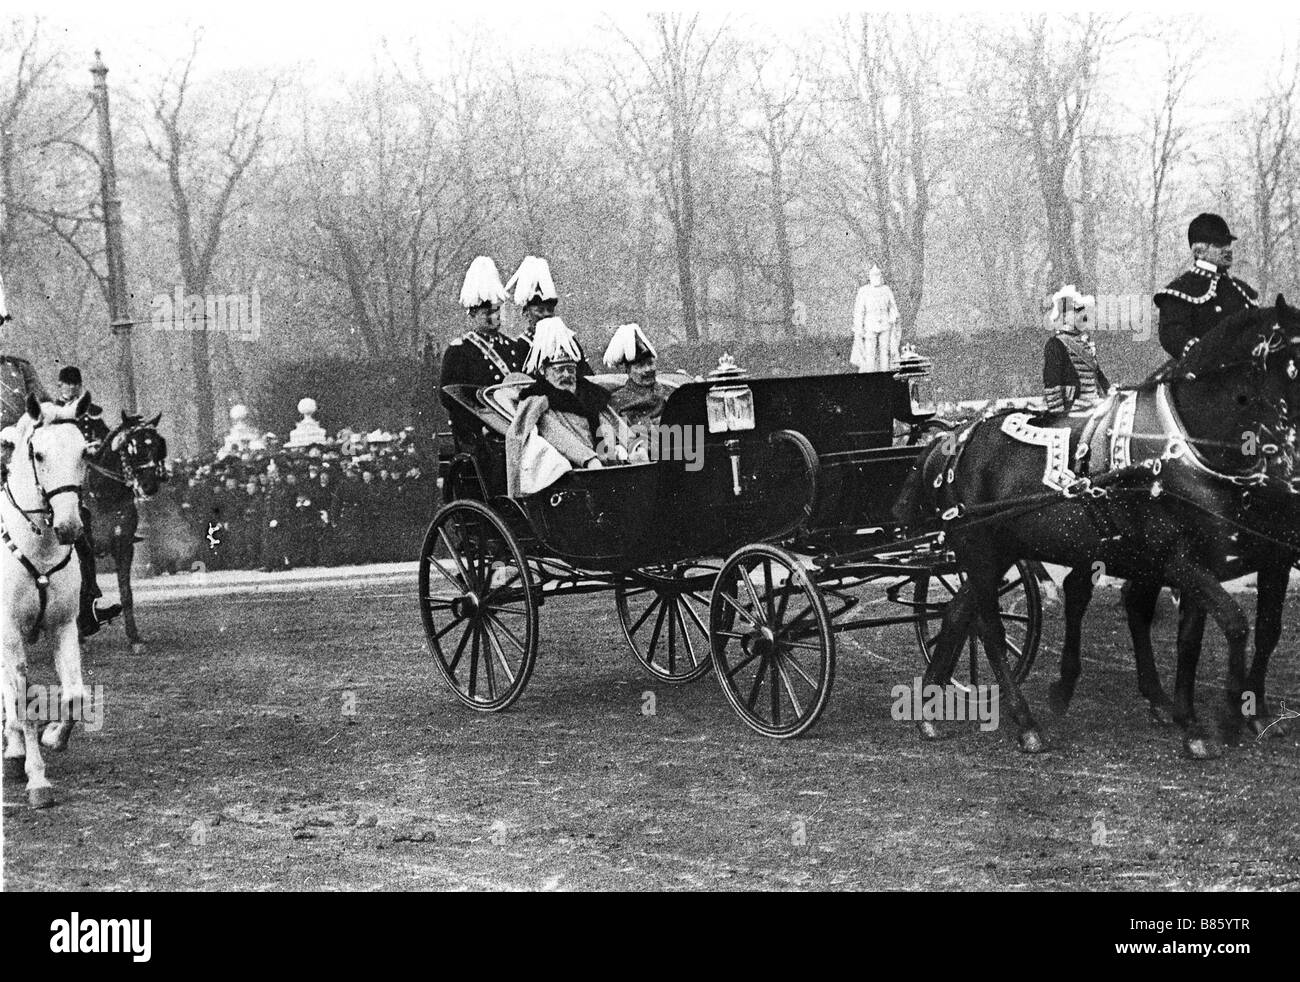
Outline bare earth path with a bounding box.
[4,576,1299,891]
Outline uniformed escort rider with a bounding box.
[1155,212,1258,360]
[1042,284,1110,414]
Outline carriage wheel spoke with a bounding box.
[630,594,666,637]
[718,590,760,627]
[467,625,482,697]
[998,575,1024,597]
[421,596,457,610]
[484,603,527,617]
[1000,612,1030,624]
[436,528,473,586]
[780,648,818,688]
[431,617,463,645]
[679,592,709,637]
[479,622,498,699]
[666,595,677,673]
[646,601,669,666]
[763,561,777,625]
[769,657,782,724]
[429,547,468,594]
[774,584,792,631]
[485,571,522,602]
[726,646,763,678]
[484,610,526,654]
[483,623,517,685]
[745,658,767,710]
[672,600,701,668]
[773,656,804,719]
[447,621,474,675]
[740,568,767,625]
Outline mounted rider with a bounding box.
[0,279,121,636]
[438,256,530,449]
[1042,284,1110,414]
[1155,212,1258,359]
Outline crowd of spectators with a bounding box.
[165,427,438,572]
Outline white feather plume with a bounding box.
[507,256,558,306]
[1049,284,1094,323]
[459,256,508,309]
[524,317,583,374]
[602,323,655,368]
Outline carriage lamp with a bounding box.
[706,386,756,434]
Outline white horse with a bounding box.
[1,392,90,808]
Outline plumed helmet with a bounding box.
[1187,213,1236,248]
[459,256,509,310]
[506,256,558,306]
[1048,284,1094,323]
[602,323,656,369]
[523,316,583,375]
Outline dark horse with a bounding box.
[894,299,1300,757]
[83,411,168,647]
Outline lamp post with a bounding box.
[91,49,138,414]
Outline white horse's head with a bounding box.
[2,393,90,545]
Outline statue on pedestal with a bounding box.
[286,397,328,448]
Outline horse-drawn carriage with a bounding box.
[422,351,1043,739]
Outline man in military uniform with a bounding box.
[1155,212,1258,359]
[438,256,529,449]
[507,255,593,375]
[1042,285,1110,414]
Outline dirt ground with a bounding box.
[4,575,1299,891]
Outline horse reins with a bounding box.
[1,417,84,642]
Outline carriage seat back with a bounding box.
[481,371,692,424]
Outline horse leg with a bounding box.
[1165,557,1249,758]
[968,557,1044,752]
[1120,578,1176,724]
[1048,565,1093,715]
[1244,557,1289,738]
[40,614,86,754]
[917,585,976,741]
[1,632,52,807]
[1,627,28,781]
[117,526,143,647]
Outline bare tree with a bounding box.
[591,14,728,342]
[743,44,811,336]
[1241,68,1298,296]
[1142,38,1201,292]
[986,15,1124,290]
[814,14,949,334]
[142,35,278,452]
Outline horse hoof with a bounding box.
[40,723,71,753]
[3,757,25,780]
[1018,729,1045,754]
[1046,683,1071,716]
[29,785,55,809]
[917,720,948,741]
[1148,703,1177,727]
[1184,735,1220,760]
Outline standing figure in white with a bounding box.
[851,263,901,373]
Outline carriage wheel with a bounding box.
[909,559,1041,692]
[709,544,835,739]
[615,561,720,684]
[418,499,538,712]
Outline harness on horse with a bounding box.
[0,417,83,643]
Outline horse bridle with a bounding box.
[88,422,166,497]
[3,417,84,534]
[1157,321,1300,492]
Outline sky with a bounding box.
[12,0,1298,129]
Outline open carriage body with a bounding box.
[423,354,1042,738]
